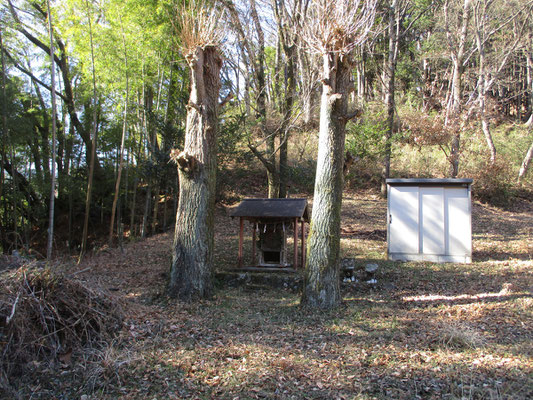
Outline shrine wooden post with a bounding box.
[238,217,244,268]
[301,220,306,268]
[252,222,256,265]
[293,217,299,268]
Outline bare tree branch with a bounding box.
[2,49,67,102]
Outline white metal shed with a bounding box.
[386,178,473,263]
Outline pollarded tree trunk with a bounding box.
[169,46,222,301]
[302,53,352,309]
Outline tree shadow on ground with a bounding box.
[473,250,532,261]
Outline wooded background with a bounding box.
[1,0,532,258]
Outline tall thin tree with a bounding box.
[273,0,302,199]
[444,0,473,177]
[109,15,130,246]
[46,0,58,260]
[381,0,435,195]
[472,0,532,164]
[79,0,99,262]
[0,28,8,251]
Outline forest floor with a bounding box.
[9,191,533,399]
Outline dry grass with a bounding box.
[3,191,532,399]
[439,322,487,350]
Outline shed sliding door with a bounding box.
[388,185,471,262]
[389,186,419,254]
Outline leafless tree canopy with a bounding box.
[174,0,225,56]
[302,0,377,56]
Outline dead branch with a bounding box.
[5,293,20,325]
[219,92,234,108]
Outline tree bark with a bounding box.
[28,126,43,186]
[518,139,533,181]
[152,183,160,234]
[109,76,128,245]
[27,71,51,185]
[526,45,533,126]
[356,47,366,101]
[169,46,222,300]
[141,83,153,238]
[299,47,317,124]
[302,53,352,309]
[130,174,138,236]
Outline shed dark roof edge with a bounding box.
[386,178,472,186]
[234,198,308,201]
[229,198,309,220]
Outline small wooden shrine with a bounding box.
[230,198,310,270]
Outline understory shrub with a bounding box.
[344,104,388,188]
[466,157,515,207]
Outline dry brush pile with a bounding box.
[0,258,123,393]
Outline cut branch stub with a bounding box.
[340,109,362,122]
[328,93,343,105]
[343,151,356,175]
[186,101,202,112]
[171,150,198,175]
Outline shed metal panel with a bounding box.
[420,187,445,255]
[387,179,472,263]
[446,188,472,256]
